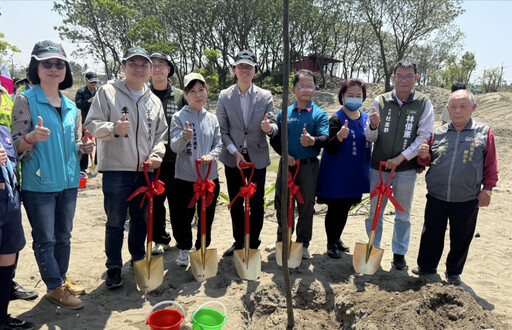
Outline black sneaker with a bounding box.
[223,244,236,257]
[327,244,340,259]
[106,268,123,289]
[411,266,437,275]
[10,282,39,301]
[1,315,35,330]
[391,254,407,270]
[335,239,350,253]
[445,272,461,285]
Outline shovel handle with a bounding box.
[145,301,186,323]
[287,160,301,229]
[195,159,212,182]
[239,162,255,236]
[191,301,226,319]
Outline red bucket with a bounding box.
[145,301,185,330]
[79,172,88,189]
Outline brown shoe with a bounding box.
[65,278,86,295]
[49,285,84,309]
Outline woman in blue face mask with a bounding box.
[316,79,372,259]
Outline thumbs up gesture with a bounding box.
[300,127,314,147]
[369,106,380,130]
[182,121,194,141]
[337,119,350,142]
[27,116,51,143]
[114,113,130,137]
[418,138,430,159]
[260,113,272,134]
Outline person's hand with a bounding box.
[79,130,94,154]
[114,114,130,136]
[300,128,315,147]
[369,107,380,129]
[385,154,406,171]
[0,147,7,164]
[477,190,491,207]
[337,120,349,141]
[201,154,213,166]
[287,154,296,167]
[418,139,429,159]
[234,151,246,169]
[88,96,95,103]
[261,114,272,134]
[146,157,162,170]
[182,121,194,141]
[28,116,51,142]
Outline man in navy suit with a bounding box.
[216,50,278,256]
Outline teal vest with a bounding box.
[22,85,80,192]
[372,90,428,171]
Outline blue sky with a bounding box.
[1,0,511,83]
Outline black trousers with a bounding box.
[417,194,479,275]
[171,178,220,251]
[152,161,176,245]
[225,162,266,249]
[323,197,361,246]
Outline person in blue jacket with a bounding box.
[11,40,93,310]
[0,124,35,329]
[317,79,372,258]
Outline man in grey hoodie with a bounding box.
[85,48,167,289]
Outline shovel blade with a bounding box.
[352,242,384,275]
[234,248,261,281]
[275,241,303,268]
[190,248,218,282]
[133,255,164,292]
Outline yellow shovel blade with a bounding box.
[352,242,384,275]
[275,241,303,268]
[234,248,261,281]
[190,248,218,282]
[133,255,164,292]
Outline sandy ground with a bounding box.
[9,85,512,329]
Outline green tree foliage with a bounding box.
[480,67,504,93]
[439,51,477,88]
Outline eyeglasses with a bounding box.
[152,64,168,70]
[236,64,254,71]
[298,84,315,91]
[127,62,150,70]
[41,61,66,70]
[394,75,415,82]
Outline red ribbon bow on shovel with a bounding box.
[369,161,405,212]
[188,160,216,209]
[228,162,257,210]
[288,161,304,205]
[127,163,165,208]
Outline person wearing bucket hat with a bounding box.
[75,72,100,172]
[84,46,167,289]
[216,49,278,257]
[11,40,94,310]
[149,52,187,255]
[169,72,222,267]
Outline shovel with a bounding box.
[276,160,303,268]
[82,126,97,174]
[231,162,261,280]
[189,160,218,282]
[129,162,165,292]
[353,161,404,275]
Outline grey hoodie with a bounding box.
[84,80,167,172]
[170,105,222,182]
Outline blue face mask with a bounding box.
[344,97,363,111]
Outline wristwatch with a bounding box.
[483,190,492,196]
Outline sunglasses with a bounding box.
[41,61,66,70]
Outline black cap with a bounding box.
[122,47,152,64]
[85,72,99,82]
[233,50,257,66]
[31,40,67,62]
[150,52,175,78]
[14,77,28,85]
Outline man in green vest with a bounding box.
[365,59,434,270]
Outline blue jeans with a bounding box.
[365,169,417,255]
[22,188,77,290]
[102,171,152,270]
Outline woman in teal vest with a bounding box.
[11,40,93,310]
